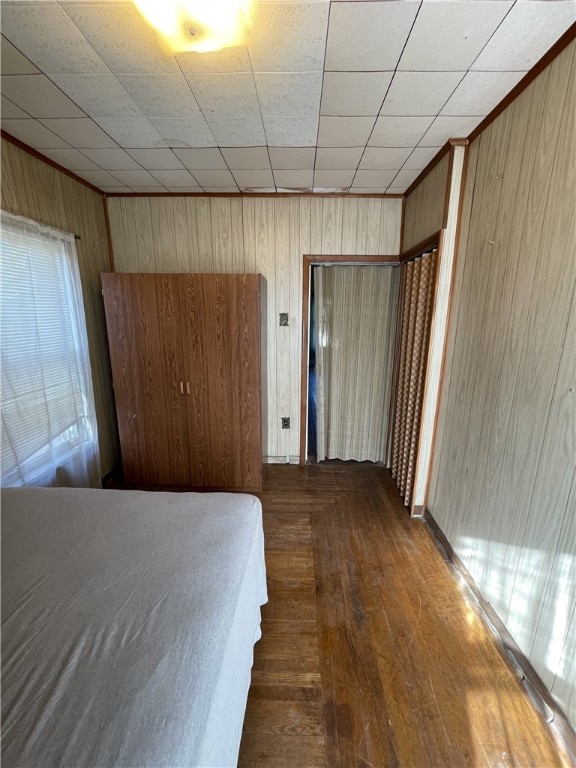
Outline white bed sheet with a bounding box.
[1,487,267,768]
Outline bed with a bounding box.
[1,487,267,768]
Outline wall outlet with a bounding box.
[281,417,290,429]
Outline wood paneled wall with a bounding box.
[1,138,118,476]
[107,196,402,462]
[428,41,576,720]
[402,152,450,253]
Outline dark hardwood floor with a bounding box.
[238,464,569,768]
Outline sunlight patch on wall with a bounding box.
[456,536,575,696]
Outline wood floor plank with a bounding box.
[238,465,569,768]
[238,733,326,767]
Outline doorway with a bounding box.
[300,255,400,465]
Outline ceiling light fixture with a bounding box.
[133,0,252,54]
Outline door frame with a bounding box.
[299,254,400,466]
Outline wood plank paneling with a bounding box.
[274,200,291,460]
[412,145,467,513]
[428,41,576,722]
[403,152,450,253]
[0,138,118,475]
[107,196,402,462]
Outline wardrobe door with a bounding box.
[179,274,262,489]
[102,273,191,485]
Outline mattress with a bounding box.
[1,487,267,768]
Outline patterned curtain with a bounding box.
[315,265,399,463]
[391,249,438,505]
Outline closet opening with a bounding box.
[300,241,441,515]
[299,255,400,468]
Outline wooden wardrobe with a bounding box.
[102,273,266,491]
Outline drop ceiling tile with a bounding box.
[315,147,364,170]
[441,71,527,116]
[273,169,314,187]
[380,72,465,116]
[100,187,134,193]
[314,169,356,187]
[255,72,323,116]
[248,3,329,72]
[1,75,85,118]
[1,4,108,75]
[0,37,40,75]
[165,187,203,193]
[40,118,118,148]
[472,1,576,72]
[149,117,217,148]
[313,187,349,193]
[118,75,200,118]
[232,169,275,187]
[76,169,125,187]
[126,148,186,170]
[202,187,240,193]
[263,116,318,147]
[39,147,100,171]
[386,187,407,194]
[1,95,28,119]
[92,117,165,148]
[252,0,328,5]
[63,4,179,75]
[391,169,421,188]
[80,147,142,170]
[349,187,390,195]
[353,169,397,187]
[176,48,252,74]
[184,73,260,117]
[206,115,266,146]
[317,116,374,147]
[1,118,70,149]
[359,147,412,170]
[268,147,316,169]
[419,116,482,147]
[110,169,159,187]
[150,170,198,186]
[173,148,227,170]
[398,1,514,71]
[124,186,167,193]
[403,146,443,171]
[325,2,419,71]
[190,169,237,186]
[240,187,277,193]
[277,187,313,194]
[320,72,393,117]
[50,74,142,118]
[221,147,271,169]
[369,117,433,147]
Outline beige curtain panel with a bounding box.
[315,265,399,463]
[391,249,438,506]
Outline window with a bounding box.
[1,211,100,487]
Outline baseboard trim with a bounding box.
[265,455,300,465]
[423,508,576,765]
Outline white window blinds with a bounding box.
[1,210,100,488]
